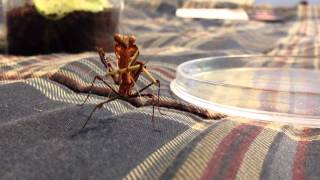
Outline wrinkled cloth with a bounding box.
[1,3,320,180]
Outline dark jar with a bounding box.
[3,0,123,55]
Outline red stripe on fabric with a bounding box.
[200,125,251,180]
[293,128,310,180]
[225,127,264,180]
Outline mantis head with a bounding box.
[114,33,136,48]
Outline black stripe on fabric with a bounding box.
[142,38,159,48]
[158,36,179,47]
[0,65,14,72]
[18,59,39,67]
[260,132,284,180]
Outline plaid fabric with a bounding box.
[0,3,320,180]
[0,52,95,81]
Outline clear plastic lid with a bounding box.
[170,55,320,127]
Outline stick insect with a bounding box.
[80,33,162,129]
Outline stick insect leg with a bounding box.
[156,80,166,115]
[132,82,154,96]
[152,95,156,129]
[97,47,121,85]
[82,96,120,129]
[132,62,165,116]
[132,81,165,116]
[79,75,119,106]
[130,93,157,130]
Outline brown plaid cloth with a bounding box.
[0,3,320,180]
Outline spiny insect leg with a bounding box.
[132,61,144,82]
[156,80,166,115]
[130,93,156,129]
[152,94,155,129]
[97,47,121,85]
[79,75,119,106]
[132,81,165,116]
[82,96,120,129]
[132,82,155,96]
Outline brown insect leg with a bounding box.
[156,80,166,116]
[132,82,154,96]
[131,61,144,82]
[82,96,120,129]
[152,95,156,129]
[97,47,121,85]
[97,47,112,70]
[129,93,157,130]
[79,75,119,106]
[132,81,165,116]
[131,62,164,116]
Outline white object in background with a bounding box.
[176,8,249,20]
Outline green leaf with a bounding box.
[33,0,113,19]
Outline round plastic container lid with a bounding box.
[170,55,320,127]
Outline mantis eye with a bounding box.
[129,36,136,44]
[114,34,121,43]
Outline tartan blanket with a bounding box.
[1,3,320,180]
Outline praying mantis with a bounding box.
[80,33,162,128]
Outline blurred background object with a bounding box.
[299,0,309,5]
[0,0,316,55]
[250,7,285,22]
[298,0,309,19]
[0,0,5,53]
[175,0,299,22]
[255,0,314,6]
[3,0,123,55]
[176,0,253,20]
